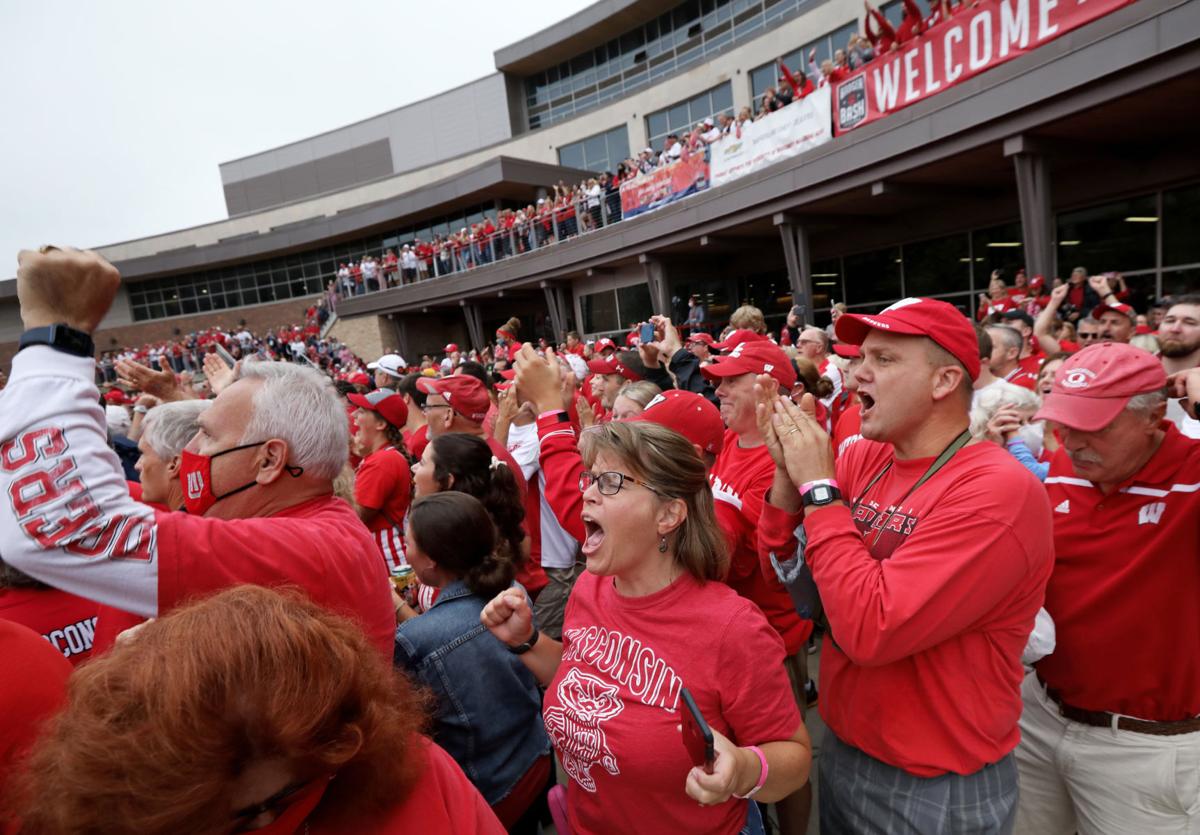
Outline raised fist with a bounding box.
[16,246,121,334]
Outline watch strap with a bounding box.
[508,626,539,655]
[801,484,843,508]
[18,324,95,359]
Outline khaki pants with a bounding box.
[1014,672,1200,834]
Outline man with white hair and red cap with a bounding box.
[758,297,1053,833]
[1014,342,1200,834]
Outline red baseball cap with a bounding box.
[416,375,490,423]
[700,340,797,388]
[444,343,459,353]
[1091,303,1135,320]
[103,389,130,405]
[832,343,861,359]
[595,337,617,353]
[1029,275,1046,290]
[348,372,371,387]
[347,389,409,428]
[711,329,770,352]
[632,390,725,456]
[687,332,716,347]
[587,355,641,381]
[1034,343,1165,432]
[835,297,981,381]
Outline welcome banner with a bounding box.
[834,0,1135,133]
[619,154,710,219]
[710,87,834,188]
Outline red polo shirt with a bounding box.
[1036,423,1200,721]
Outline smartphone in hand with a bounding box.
[680,688,715,775]
[639,322,655,345]
[214,343,237,369]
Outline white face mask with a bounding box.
[1016,421,1044,458]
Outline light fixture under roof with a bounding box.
[1124,216,1159,222]
[815,281,837,286]
[811,273,839,278]
[986,242,1022,248]
[1059,240,1081,246]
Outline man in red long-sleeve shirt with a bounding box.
[1015,344,1200,834]
[758,297,1053,834]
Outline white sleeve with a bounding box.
[0,346,159,617]
[505,422,542,483]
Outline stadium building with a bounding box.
[2,0,1198,366]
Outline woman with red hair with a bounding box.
[4,585,503,835]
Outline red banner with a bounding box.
[619,154,710,219]
[834,0,1135,133]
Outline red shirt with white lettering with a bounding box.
[545,570,802,835]
[832,401,863,459]
[799,438,1053,775]
[1036,423,1200,721]
[155,496,395,656]
[354,446,413,572]
[710,431,810,654]
[0,587,98,666]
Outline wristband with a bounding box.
[134,405,149,414]
[799,478,839,498]
[733,745,768,800]
[537,409,570,423]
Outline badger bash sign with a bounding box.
[710,87,833,187]
[834,0,1135,133]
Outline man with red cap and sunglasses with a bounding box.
[0,247,395,657]
[1014,342,1200,834]
[348,389,413,572]
[701,339,814,835]
[758,297,1053,833]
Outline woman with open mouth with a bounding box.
[482,420,812,835]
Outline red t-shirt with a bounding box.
[546,571,802,835]
[155,496,394,656]
[354,446,413,572]
[797,438,1053,775]
[1017,352,1044,378]
[0,587,98,666]
[1002,367,1038,390]
[0,620,71,792]
[1036,424,1200,721]
[710,431,810,655]
[832,401,863,459]
[406,424,430,461]
[312,738,504,834]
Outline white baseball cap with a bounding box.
[366,353,406,378]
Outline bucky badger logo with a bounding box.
[544,668,624,792]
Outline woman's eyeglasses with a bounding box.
[579,470,661,496]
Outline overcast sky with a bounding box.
[0,0,595,265]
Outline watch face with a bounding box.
[811,485,833,504]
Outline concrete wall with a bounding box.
[96,0,858,265]
[219,74,514,215]
[327,313,400,366]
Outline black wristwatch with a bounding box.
[801,482,843,509]
[508,627,540,655]
[18,324,95,358]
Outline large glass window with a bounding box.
[843,247,902,306]
[811,259,844,309]
[525,0,815,130]
[616,283,654,328]
[580,290,620,333]
[645,83,734,150]
[902,234,971,297]
[971,222,1024,288]
[557,125,631,175]
[749,19,858,110]
[1056,195,1157,275]
[1164,184,1200,268]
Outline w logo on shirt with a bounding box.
[1137,502,1166,526]
[185,471,205,500]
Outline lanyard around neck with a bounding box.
[852,428,972,547]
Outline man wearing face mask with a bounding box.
[1015,343,1200,833]
[0,247,395,657]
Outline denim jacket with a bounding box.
[395,580,550,805]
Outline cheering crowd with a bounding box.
[0,245,1197,835]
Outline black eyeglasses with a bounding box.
[228,778,316,833]
[579,470,661,496]
[1078,332,1104,341]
